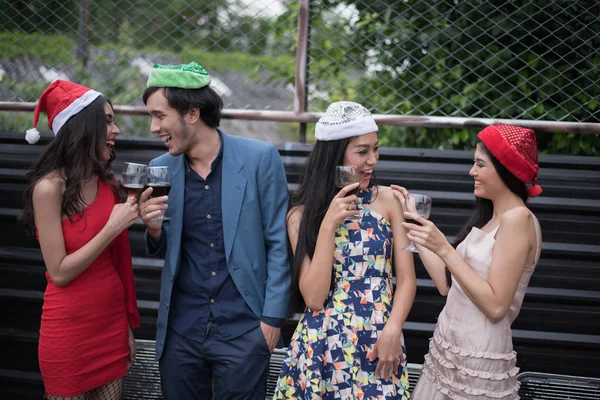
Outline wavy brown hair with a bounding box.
[20,96,117,233]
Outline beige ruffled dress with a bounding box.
[411,214,541,400]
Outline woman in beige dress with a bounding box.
[393,124,543,400]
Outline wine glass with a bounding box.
[147,166,171,221]
[121,162,147,199]
[335,165,361,221]
[402,193,432,253]
[335,165,360,190]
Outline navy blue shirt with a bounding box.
[167,134,283,342]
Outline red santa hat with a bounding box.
[477,124,543,198]
[26,80,102,144]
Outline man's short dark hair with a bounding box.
[143,86,223,129]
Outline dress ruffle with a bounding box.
[416,329,520,399]
[432,330,517,361]
[420,361,520,400]
[429,341,519,381]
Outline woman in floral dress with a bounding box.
[274,101,416,399]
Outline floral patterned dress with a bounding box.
[274,186,411,400]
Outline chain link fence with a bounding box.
[0,0,598,152]
[304,0,599,151]
[0,0,298,140]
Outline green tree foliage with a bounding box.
[1,0,598,154]
[0,0,287,55]
[298,0,600,155]
[0,0,78,33]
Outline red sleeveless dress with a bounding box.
[37,178,140,396]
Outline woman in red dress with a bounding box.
[20,80,140,399]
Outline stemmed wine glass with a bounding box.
[121,162,147,200]
[147,166,171,221]
[335,165,361,221]
[402,193,432,253]
[335,165,360,190]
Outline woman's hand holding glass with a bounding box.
[402,211,451,257]
[334,165,361,223]
[106,196,139,236]
[120,162,147,200]
[392,185,452,257]
[322,182,360,230]
[393,189,432,253]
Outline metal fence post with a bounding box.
[75,0,91,70]
[295,0,311,143]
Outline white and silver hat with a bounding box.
[315,101,378,141]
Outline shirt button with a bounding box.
[210,243,215,248]
[210,299,215,303]
[164,303,169,309]
[211,271,216,276]
[205,185,209,189]
[207,214,211,219]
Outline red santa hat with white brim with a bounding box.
[26,79,102,144]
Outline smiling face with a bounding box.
[470,143,506,199]
[146,89,196,156]
[100,101,120,162]
[342,132,379,189]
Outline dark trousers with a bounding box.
[159,322,271,400]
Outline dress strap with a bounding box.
[490,224,501,237]
[357,185,374,205]
[530,210,542,265]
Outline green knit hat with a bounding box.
[146,62,211,89]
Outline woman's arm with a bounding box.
[416,247,449,296]
[34,178,139,287]
[384,187,416,331]
[293,183,360,311]
[369,187,416,380]
[404,207,535,322]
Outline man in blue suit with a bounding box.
[138,62,290,399]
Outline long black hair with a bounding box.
[105,98,116,172]
[445,140,529,287]
[20,96,115,233]
[288,138,378,314]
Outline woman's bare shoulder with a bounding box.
[501,206,532,226]
[374,185,397,206]
[33,172,65,198]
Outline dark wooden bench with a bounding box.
[0,131,599,399]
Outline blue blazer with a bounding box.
[146,132,291,359]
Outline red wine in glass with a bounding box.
[404,218,422,226]
[148,166,171,221]
[123,183,144,198]
[148,183,171,197]
[335,165,361,221]
[335,165,360,196]
[121,162,147,199]
[402,193,432,253]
